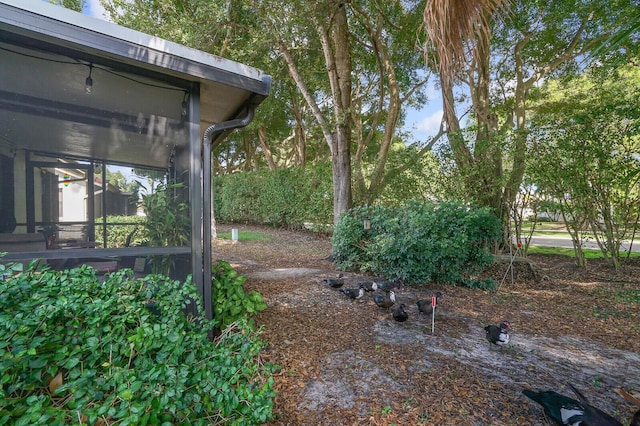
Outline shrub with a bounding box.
[212,260,267,329]
[139,182,190,275]
[214,163,333,229]
[330,204,394,272]
[0,265,276,425]
[139,182,190,248]
[331,201,501,289]
[95,215,147,248]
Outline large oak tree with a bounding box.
[103,0,432,224]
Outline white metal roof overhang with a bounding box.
[0,0,271,169]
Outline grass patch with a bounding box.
[522,221,570,231]
[217,230,270,242]
[527,245,597,258]
[525,230,572,236]
[527,245,640,259]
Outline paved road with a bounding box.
[528,236,640,252]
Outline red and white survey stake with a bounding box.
[431,295,437,334]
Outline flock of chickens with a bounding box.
[323,274,446,326]
[321,273,640,426]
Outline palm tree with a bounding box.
[422,0,514,250]
[422,0,510,127]
[590,16,640,62]
[424,0,637,127]
[423,0,638,254]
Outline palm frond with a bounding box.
[423,0,511,79]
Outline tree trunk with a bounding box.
[258,125,277,171]
[276,2,353,224]
[242,133,256,172]
[332,124,352,223]
[319,1,353,223]
[291,96,306,166]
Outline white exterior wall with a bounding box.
[58,176,87,222]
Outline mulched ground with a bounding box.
[213,224,640,426]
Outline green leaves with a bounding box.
[140,182,190,247]
[214,162,333,229]
[95,215,147,248]
[0,259,23,277]
[0,265,276,425]
[332,201,501,288]
[138,182,190,275]
[529,66,640,268]
[211,260,267,329]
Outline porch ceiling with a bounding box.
[0,0,270,169]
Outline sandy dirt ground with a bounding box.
[213,224,640,425]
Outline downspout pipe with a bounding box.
[201,101,258,321]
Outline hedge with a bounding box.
[214,163,333,230]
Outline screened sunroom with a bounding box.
[0,0,271,319]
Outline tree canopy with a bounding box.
[92,0,639,245]
[422,0,639,246]
[528,66,640,267]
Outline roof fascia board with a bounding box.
[0,0,270,96]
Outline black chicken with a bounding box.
[341,287,364,300]
[359,281,378,292]
[376,278,403,292]
[393,303,408,322]
[323,273,345,288]
[522,384,623,425]
[374,290,396,309]
[484,320,511,349]
[417,292,443,316]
